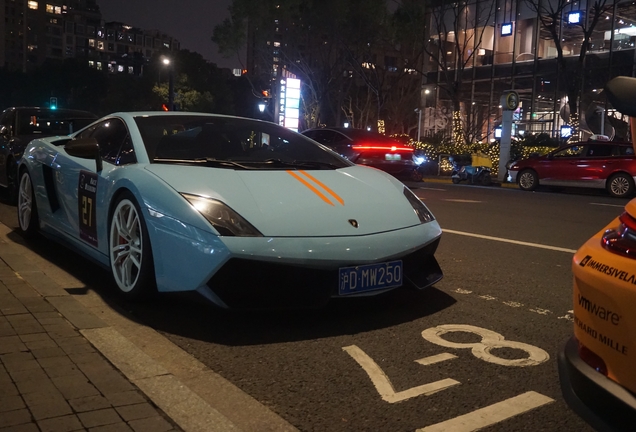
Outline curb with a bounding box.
[0,222,298,432]
[419,176,519,189]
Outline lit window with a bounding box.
[97,41,104,50]
[88,60,94,67]
[88,39,94,47]
[501,22,513,36]
[28,44,37,52]
[46,4,53,13]
[96,62,102,70]
[274,41,280,47]
[118,65,124,72]
[128,66,133,74]
[28,1,38,10]
[54,6,61,14]
[567,11,582,24]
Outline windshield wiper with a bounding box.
[153,157,252,170]
[262,158,341,169]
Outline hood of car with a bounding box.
[145,164,424,236]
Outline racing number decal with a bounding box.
[78,170,98,247]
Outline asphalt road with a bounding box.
[0,182,630,432]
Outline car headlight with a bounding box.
[181,193,262,237]
[403,187,435,223]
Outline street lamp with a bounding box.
[162,57,174,111]
[414,108,422,143]
[258,100,267,113]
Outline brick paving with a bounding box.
[0,258,183,432]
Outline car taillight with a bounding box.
[601,211,636,258]
[352,143,414,153]
[577,338,608,376]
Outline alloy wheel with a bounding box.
[109,199,143,293]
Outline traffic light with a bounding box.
[50,97,58,110]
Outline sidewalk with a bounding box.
[0,222,297,432]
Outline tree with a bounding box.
[418,0,496,144]
[524,0,616,138]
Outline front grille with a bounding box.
[207,236,442,309]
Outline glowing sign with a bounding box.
[279,78,301,132]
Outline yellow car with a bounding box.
[559,76,636,431]
[559,199,636,430]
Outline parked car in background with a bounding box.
[17,112,443,308]
[0,107,97,202]
[508,139,636,198]
[301,127,425,181]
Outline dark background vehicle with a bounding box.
[508,140,636,198]
[0,107,97,202]
[301,127,424,181]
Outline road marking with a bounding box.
[529,307,551,315]
[443,229,577,253]
[415,353,458,366]
[590,202,624,208]
[478,295,496,301]
[558,310,574,321]
[418,187,447,191]
[417,391,554,432]
[454,289,472,294]
[443,199,482,203]
[421,325,550,367]
[342,345,460,403]
[502,301,523,308]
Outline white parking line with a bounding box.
[443,229,577,253]
[590,202,625,208]
[415,353,458,366]
[342,345,460,403]
[417,391,554,432]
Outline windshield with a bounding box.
[134,115,352,170]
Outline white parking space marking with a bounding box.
[590,202,625,208]
[415,353,458,366]
[416,391,554,432]
[443,199,482,203]
[451,287,571,322]
[342,345,460,403]
[443,229,577,253]
[421,325,550,367]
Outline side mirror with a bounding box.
[0,125,9,138]
[65,138,103,172]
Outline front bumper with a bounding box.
[202,236,442,309]
[558,336,636,432]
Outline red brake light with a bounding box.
[577,339,608,376]
[602,211,636,257]
[351,143,414,152]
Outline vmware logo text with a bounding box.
[577,294,621,325]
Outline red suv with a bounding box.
[508,141,636,198]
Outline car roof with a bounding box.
[303,127,399,142]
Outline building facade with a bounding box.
[422,0,636,141]
[1,0,179,75]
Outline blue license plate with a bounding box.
[338,260,403,295]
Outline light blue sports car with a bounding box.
[17,113,443,308]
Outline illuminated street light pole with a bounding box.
[162,57,174,111]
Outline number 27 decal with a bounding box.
[78,170,98,247]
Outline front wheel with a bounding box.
[451,177,461,184]
[518,170,539,191]
[17,169,39,238]
[607,173,635,198]
[409,169,423,182]
[480,172,492,186]
[109,191,156,300]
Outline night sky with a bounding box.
[98,0,242,69]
